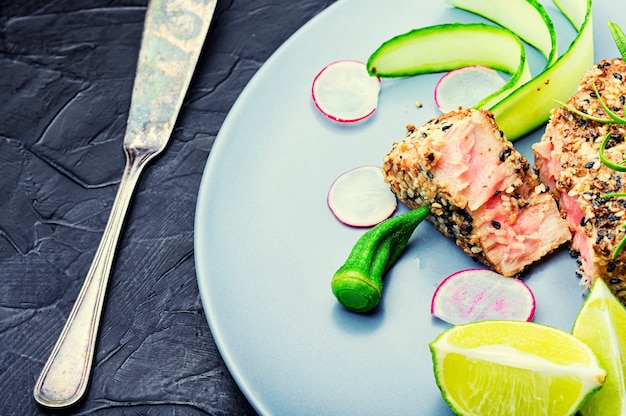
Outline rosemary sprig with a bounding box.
[555,83,626,126]
[601,192,626,198]
[609,21,626,60]
[592,82,626,124]
[599,132,626,172]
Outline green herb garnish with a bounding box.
[599,132,626,173]
[331,206,430,312]
[556,83,626,126]
[558,22,626,258]
[609,21,626,59]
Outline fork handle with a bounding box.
[33,150,151,408]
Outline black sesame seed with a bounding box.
[457,208,473,223]
[585,161,595,169]
[596,230,605,244]
[426,171,434,179]
[603,136,615,147]
[620,95,625,105]
[610,278,621,284]
[491,220,501,229]
[590,91,597,98]
[441,124,452,131]
[427,153,435,162]
[580,216,587,226]
[608,262,617,273]
[614,72,623,80]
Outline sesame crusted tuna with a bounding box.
[383,108,571,277]
[533,58,626,302]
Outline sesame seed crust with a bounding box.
[534,58,626,302]
[384,108,570,277]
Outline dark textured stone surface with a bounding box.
[0,0,334,414]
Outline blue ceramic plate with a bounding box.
[195,1,626,414]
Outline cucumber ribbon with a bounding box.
[367,0,594,141]
[367,23,531,111]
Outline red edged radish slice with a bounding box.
[431,268,536,325]
[312,60,381,123]
[434,65,506,113]
[327,166,397,227]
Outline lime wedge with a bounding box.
[572,278,626,416]
[430,320,606,416]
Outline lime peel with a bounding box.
[572,278,626,415]
[430,320,606,416]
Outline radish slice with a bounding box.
[312,60,381,123]
[327,166,397,227]
[434,65,506,113]
[431,268,536,325]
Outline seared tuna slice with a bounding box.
[533,58,626,301]
[383,108,571,277]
